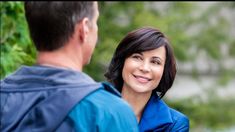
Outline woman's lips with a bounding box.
[133,75,152,83]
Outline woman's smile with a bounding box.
[133,74,152,83]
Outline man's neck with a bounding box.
[36,50,83,72]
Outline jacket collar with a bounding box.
[138,95,173,131]
[2,65,98,90]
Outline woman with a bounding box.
[105,27,189,132]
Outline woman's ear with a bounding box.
[77,17,89,43]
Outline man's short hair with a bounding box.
[24,2,95,51]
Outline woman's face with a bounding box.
[122,46,166,94]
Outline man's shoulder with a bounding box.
[79,82,131,111]
[68,88,138,132]
[81,88,132,112]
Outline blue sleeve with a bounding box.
[68,89,139,132]
[96,104,139,132]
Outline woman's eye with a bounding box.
[151,60,161,65]
[132,55,142,60]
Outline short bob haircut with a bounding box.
[105,27,176,98]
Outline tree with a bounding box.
[0,2,36,78]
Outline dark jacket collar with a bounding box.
[138,95,173,131]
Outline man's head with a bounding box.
[25,1,98,50]
[25,2,99,66]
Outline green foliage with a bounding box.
[217,68,235,85]
[193,4,229,60]
[166,96,235,130]
[229,40,235,56]
[0,2,36,78]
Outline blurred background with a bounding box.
[1,2,235,132]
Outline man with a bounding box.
[0,2,138,131]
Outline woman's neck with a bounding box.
[122,86,152,123]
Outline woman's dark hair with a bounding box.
[105,27,176,98]
[24,2,95,51]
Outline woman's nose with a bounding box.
[139,61,150,73]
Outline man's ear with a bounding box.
[77,17,89,43]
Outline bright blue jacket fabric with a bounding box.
[0,65,138,132]
[68,83,139,132]
[139,95,189,132]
